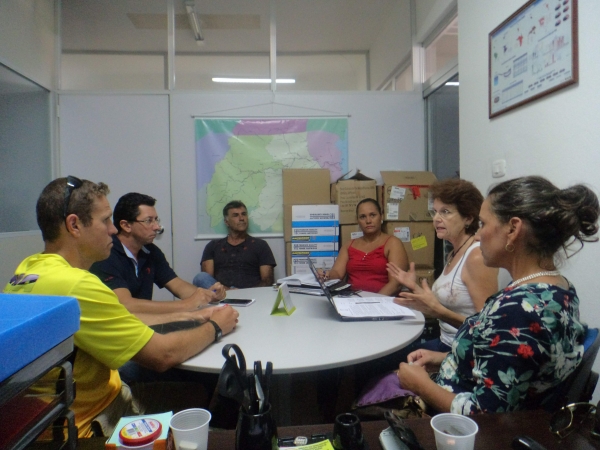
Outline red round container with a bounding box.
[119,418,162,447]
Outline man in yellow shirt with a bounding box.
[4,176,239,437]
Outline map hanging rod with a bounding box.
[191,100,351,118]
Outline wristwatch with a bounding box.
[208,319,222,342]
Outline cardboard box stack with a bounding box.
[283,169,339,275]
[330,171,377,226]
[330,171,377,247]
[380,171,437,222]
[286,204,339,275]
[380,171,438,285]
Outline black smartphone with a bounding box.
[384,411,424,450]
[221,298,256,306]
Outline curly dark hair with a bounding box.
[488,176,599,260]
[429,178,484,235]
[113,193,156,233]
[37,177,110,242]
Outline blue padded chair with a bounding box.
[542,327,600,411]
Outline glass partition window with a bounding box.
[427,74,459,181]
[424,17,458,84]
[394,64,413,91]
[61,0,169,90]
[60,0,401,92]
[276,54,367,91]
[0,64,51,233]
[175,1,271,91]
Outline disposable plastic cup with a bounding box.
[169,408,211,450]
[430,414,478,450]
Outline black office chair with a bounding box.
[541,327,600,412]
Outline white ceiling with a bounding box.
[61,0,400,55]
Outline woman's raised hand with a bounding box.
[393,275,441,317]
[387,261,418,290]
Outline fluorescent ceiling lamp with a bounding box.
[212,78,296,84]
[445,81,459,86]
[185,1,203,41]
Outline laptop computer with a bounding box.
[306,257,415,321]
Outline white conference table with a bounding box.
[180,286,425,374]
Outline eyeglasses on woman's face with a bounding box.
[428,208,456,219]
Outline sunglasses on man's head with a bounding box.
[63,175,83,219]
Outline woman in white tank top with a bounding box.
[387,179,499,353]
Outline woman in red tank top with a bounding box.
[327,198,408,295]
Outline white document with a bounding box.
[390,186,406,200]
[277,272,339,287]
[331,296,416,319]
[393,226,410,242]
[386,203,399,220]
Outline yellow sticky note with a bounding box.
[411,235,428,250]
[280,439,335,450]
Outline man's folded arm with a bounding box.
[130,305,238,372]
[113,286,203,315]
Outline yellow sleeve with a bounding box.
[71,273,154,370]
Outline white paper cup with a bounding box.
[169,408,211,450]
[430,414,478,450]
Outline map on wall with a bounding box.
[196,118,348,236]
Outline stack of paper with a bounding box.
[332,297,417,320]
[276,272,339,287]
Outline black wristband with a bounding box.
[207,319,222,342]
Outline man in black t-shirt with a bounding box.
[193,200,276,289]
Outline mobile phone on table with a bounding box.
[221,298,255,306]
[379,428,410,450]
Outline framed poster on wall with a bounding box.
[489,0,578,118]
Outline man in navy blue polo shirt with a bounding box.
[90,192,226,315]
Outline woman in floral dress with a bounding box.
[396,176,599,414]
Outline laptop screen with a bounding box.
[306,257,335,306]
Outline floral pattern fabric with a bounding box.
[436,281,585,415]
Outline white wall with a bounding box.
[170,91,425,284]
[0,0,56,89]
[59,94,174,300]
[58,90,425,293]
[458,0,600,402]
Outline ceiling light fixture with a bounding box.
[212,78,296,84]
[184,1,203,41]
[445,81,459,86]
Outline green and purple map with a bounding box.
[195,118,348,235]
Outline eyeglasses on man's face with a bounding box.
[428,208,455,219]
[63,175,83,219]
[134,217,161,226]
